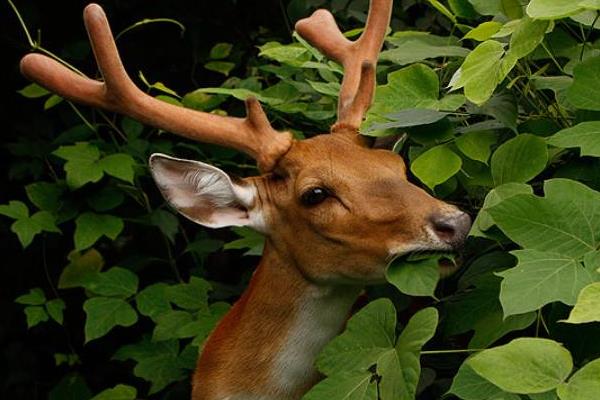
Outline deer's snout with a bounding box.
[428,211,471,248]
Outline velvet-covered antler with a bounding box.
[295,0,392,133]
[20,4,292,171]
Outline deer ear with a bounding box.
[149,154,261,229]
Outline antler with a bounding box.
[20,4,292,172]
[295,0,392,133]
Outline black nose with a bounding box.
[429,211,471,248]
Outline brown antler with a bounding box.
[20,4,292,172]
[295,0,392,133]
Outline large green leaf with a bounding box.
[464,21,503,41]
[74,212,124,250]
[467,338,573,394]
[0,201,60,247]
[566,56,600,111]
[386,255,440,297]
[166,276,211,312]
[563,282,600,323]
[455,131,497,164]
[364,64,464,135]
[557,358,600,400]
[136,283,172,321]
[488,179,600,258]
[471,183,533,236]
[316,299,396,375]
[449,362,521,400]
[506,17,550,61]
[449,40,505,105]
[381,32,469,66]
[84,267,139,298]
[548,121,600,157]
[98,154,136,184]
[83,297,138,342]
[497,250,593,316]
[411,145,462,189]
[527,0,586,19]
[302,372,377,400]
[491,134,548,185]
[15,288,46,305]
[380,307,438,399]
[54,143,103,189]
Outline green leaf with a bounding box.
[303,371,377,400]
[449,40,505,105]
[204,61,236,76]
[24,306,49,328]
[567,56,600,111]
[411,145,462,189]
[259,42,311,66]
[381,32,469,65]
[83,297,138,342]
[368,109,449,131]
[488,179,600,258]
[386,255,440,297]
[150,209,179,243]
[74,212,124,250]
[224,227,265,256]
[99,154,136,183]
[548,121,600,157]
[490,134,548,185]
[365,64,464,135]
[136,283,172,321]
[54,143,104,189]
[209,42,233,59]
[26,182,64,212]
[0,200,29,219]
[90,384,136,400]
[15,288,46,305]
[464,21,503,41]
[444,275,536,348]
[383,307,438,399]
[498,250,593,316]
[449,362,521,400]
[317,299,396,375]
[46,299,66,325]
[84,267,139,298]
[18,83,50,98]
[456,131,497,163]
[167,276,211,311]
[467,338,573,394]
[506,17,550,61]
[59,249,105,289]
[557,358,600,400]
[48,373,92,400]
[563,282,600,323]
[152,310,194,341]
[6,209,60,248]
[44,94,63,110]
[113,338,187,394]
[527,0,585,19]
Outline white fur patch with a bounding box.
[270,285,361,395]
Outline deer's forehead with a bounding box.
[280,136,406,178]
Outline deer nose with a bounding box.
[429,211,471,248]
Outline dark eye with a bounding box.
[300,187,330,206]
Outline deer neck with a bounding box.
[193,241,362,400]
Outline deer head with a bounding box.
[20,1,470,286]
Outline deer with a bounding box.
[19,1,471,399]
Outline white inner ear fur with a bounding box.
[149,153,263,230]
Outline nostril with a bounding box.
[431,218,457,242]
[429,212,472,246]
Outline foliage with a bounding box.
[5,0,600,399]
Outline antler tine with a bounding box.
[295,0,392,134]
[19,4,292,172]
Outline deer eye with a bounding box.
[300,187,330,206]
